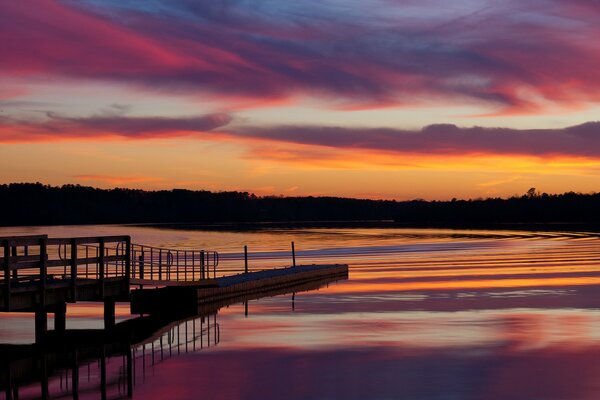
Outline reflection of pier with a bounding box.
[0,271,347,399]
[1,313,220,400]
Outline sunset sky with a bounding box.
[2,0,600,199]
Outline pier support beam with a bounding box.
[35,308,47,344]
[53,303,67,332]
[104,299,115,329]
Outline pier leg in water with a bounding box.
[104,299,115,329]
[35,308,47,344]
[53,303,67,332]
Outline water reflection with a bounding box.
[2,227,600,399]
[0,275,344,400]
[1,313,220,400]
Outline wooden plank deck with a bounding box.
[130,263,348,315]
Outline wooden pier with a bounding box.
[0,234,348,343]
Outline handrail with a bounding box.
[130,243,219,281]
[53,241,220,281]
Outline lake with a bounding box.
[1,225,600,399]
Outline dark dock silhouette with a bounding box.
[0,234,348,344]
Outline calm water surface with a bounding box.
[2,225,600,400]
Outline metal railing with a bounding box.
[130,244,219,281]
[58,242,220,281]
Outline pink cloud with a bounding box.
[2,1,600,112]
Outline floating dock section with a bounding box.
[131,263,348,315]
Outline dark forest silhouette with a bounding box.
[1,183,600,227]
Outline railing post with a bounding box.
[139,254,144,280]
[70,238,77,302]
[213,252,217,279]
[99,238,105,298]
[3,240,10,311]
[40,238,47,308]
[125,236,131,284]
[244,246,248,274]
[291,241,296,267]
[159,249,163,281]
[11,246,17,279]
[200,251,205,280]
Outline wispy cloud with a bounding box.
[4,111,600,160]
[228,121,600,158]
[0,112,232,141]
[2,0,600,112]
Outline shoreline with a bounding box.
[3,220,600,233]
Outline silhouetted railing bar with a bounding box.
[125,237,131,285]
[98,239,105,298]
[70,238,77,301]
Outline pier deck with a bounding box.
[131,263,348,314]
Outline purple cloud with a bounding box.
[2,0,600,111]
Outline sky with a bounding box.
[1,0,600,200]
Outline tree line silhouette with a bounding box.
[1,183,600,227]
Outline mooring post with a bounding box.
[35,308,47,344]
[54,303,67,332]
[244,245,248,273]
[104,298,115,329]
[291,241,296,267]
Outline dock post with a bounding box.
[104,299,115,329]
[291,241,296,267]
[35,308,47,344]
[54,303,67,332]
[244,246,248,273]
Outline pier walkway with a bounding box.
[0,234,348,343]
